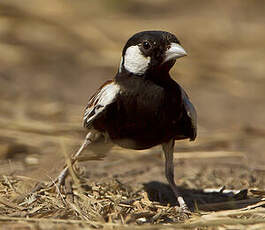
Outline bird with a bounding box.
[56,30,197,214]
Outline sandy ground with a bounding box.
[0,0,265,229]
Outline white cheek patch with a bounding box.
[123,45,150,75]
[119,56,123,73]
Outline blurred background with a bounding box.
[0,0,264,188]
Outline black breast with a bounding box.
[94,75,192,149]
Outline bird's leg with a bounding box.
[162,140,190,213]
[56,132,95,187]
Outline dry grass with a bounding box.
[0,117,265,229]
[0,0,265,229]
[1,116,265,229]
[0,173,265,230]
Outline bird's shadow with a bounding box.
[143,181,258,212]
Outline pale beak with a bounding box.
[163,43,187,63]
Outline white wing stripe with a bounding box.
[84,82,120,126]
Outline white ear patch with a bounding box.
[119,56,123,73]
[123,45,150,75]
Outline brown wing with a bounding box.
[83,80,120,129]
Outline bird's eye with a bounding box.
[142,41,151,50]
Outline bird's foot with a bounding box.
[177,204,191,221]
[47,167,77,203]
[47,167,69,193]
[56,167,69,188]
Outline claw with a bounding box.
[49,132,94,191]
[180,202,190,213]
[178,204,191,221]
[57,167,69,187]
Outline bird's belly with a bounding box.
[112,138,157,150]
[94,84,186,149]
[107,120,175,150]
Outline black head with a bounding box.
[119,31,187,76]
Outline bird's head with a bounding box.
[119,31,187,76]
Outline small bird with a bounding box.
[57,31,197,214]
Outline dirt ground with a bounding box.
[0,0,265,229]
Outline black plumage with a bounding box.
[92,76,195,150]
[57,30,197,214]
